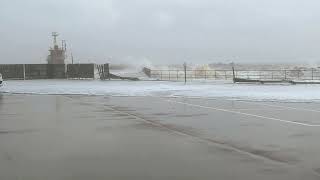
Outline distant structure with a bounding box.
[47,32,66,64]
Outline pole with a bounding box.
[232,66,236,83]
[284,70,287,80]
[183,62,187,84]
[205,70,207,80]
[71,52,74,64]
[23,64,26,80]
[177,70,179,81]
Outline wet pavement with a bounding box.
[1,94,320,180]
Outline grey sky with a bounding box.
[1,0,320,64]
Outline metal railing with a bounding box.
[150,69,320,81]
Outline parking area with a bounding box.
[0,94,320,179]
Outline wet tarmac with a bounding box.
[1,94,320,179]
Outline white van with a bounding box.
[0,73,3,87]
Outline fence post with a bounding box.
[232,66,236,83]
[259,71,261,80]
[160,71,162,80]
[205,70,207,80]
[183,62,187,84]
[66,64,68,79]
[169,71,171,81]
[312,69,314,80]
[177,70,179,81]
[284,70,287,80]
[225,71,227,80]
[23,64,26,80]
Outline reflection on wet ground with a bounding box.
[0,94,320,180]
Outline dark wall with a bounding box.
[104,64,110,77]
[0,64,95,80]
[25,64,48,79]
[67,64,95,79]
[24,64,66,79]
[47,64,66,79]
[0,64,24,79]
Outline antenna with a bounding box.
[71,52,74,64]
[64,40,67,51]
[61,40,66,50]
[52,32,59,46]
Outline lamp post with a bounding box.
[183,62,187,84]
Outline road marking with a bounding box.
[167,99,320,127]
[103,105,291,164]
[170,96,320,113]
[220,108,288,111]
[236,101,320,113]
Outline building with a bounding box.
[47,32,66,64]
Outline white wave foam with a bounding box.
[1,80,320,102]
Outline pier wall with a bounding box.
[0,64,24,79]
[66,64,95,79]
[0,64,95,80]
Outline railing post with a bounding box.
[177,70,179,81]
[232,66,235,83]
[23,64,26,80]
[183,62,187,84]
[205,70,207,80]
[284,70,287,80]
[259,71,261,80]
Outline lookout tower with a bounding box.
[47,32,66,64]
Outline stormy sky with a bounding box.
[1,0,320,64]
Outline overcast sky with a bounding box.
[1,0,320,64]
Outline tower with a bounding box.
[47,32,66,64]
[52,32,58,46]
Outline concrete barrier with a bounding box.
[0,64,24,79]
[142,67,151,77]
[25,64,48,79]
[0,63,95,80]
[25,64,66,79]
[67,64,95,79]
[47,64,66,79]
